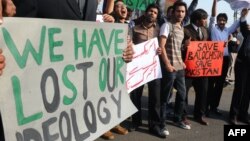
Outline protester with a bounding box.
[206,0,242,117]
[183,8,209,126]
[229,8,250,125]
[112,0,128,23]
[129,4,167,138]
[160,0,199,114]
[159,1,191,130]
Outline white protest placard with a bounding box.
[0,17,137,141]
[219,0,250,10]
[126,38,162,93]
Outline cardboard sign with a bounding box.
[184,41,224,77]
[126,38,162,93]
[0,18,137,141]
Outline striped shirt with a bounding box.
[160,22,184,70]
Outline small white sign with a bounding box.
[126,38,162,93]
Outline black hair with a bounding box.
[114,0,124,5]
[127,7,133,12]
[190,9,208,24]
[217,13,228,22]
[172,1,188,16]
[167,6,173,15]
[145,3,160,14]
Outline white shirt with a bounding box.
[192,23,199,31]
[209,16,240,56]
[160,22,170,37]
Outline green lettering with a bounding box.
[99,58,107,92]
[88,28,103,57]
[99,28,115,56]
[115,57,124,87]
[74,28,87,60]
[48,28,64,62]
[114,29,124,55]
[12,76,43,126]
[62,64,77,105]
[2,27,46,69]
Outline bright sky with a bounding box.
[183,0,250,25]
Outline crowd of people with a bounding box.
[0,0,250,140]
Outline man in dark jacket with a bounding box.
[183,9,210,126]
[229,8,250,125]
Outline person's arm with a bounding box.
[159,23,175,72]
[104,0,114,14]
[240,8,250,37]
[0,0,16,24]
[228,8,249,34]
[183,0,198,25]
[228,20,240,35]
[208,0,216,31]
[211,0,216,17]
[122,38,134,63]
[159,35,175,72]
[188,0,198,15]
[0,48,5,76]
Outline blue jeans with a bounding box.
[161,69,186,122]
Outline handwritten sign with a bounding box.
[123,0,155,11]
[0,18,137,141]
[184,41,224,77]
[126,38,162,93]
